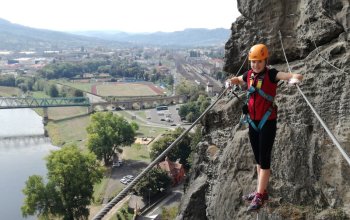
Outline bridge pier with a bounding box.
[43,107,49,125]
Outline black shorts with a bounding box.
[248,120,277,169]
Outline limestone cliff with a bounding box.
[178,0,350,219]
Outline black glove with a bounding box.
[242,104,248,115]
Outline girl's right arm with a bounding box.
[230,76,245,86]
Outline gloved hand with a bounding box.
[288,77,301,85]
[288,74,303,85]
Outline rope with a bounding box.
[278,30,350,167]
[235,55,248,77]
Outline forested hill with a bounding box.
[0,18,229,49]
[0,18,125,50]
[72,28,231,47]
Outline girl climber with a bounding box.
[229,44,303,212]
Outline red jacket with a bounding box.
[247,69,277,120]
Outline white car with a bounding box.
[125,175,134,180]
[120,178,128,185]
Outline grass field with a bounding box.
[46,115,90,147]
[55,80,93,93]
[93,175,109,204]
[30,91,50,98]
[56,80,166,97]
[122,144,150,162]
[38,107,90,147]
[95,82,164,96]
[43,108,166,148]
[0,86,20,96]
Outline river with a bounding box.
[0,109,57,220]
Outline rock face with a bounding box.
[178,0,350,219]
[224,0,349,73]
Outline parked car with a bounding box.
[125,175,134,180]
[112,160,123,167]
[166,118,173,122]
[120,178,128,185]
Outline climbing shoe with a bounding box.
[242,191,257,202]
[247,193,263,212]
[242,191,268,202]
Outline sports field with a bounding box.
[92,82,164,97]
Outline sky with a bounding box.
[0,0,241,33]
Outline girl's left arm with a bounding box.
[276,71,303,81]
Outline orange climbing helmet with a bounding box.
[248,44,269,61]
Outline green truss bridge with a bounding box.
[0,97,90,109]
[0,97,91,125]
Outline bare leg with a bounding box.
[257,169,270,194]
[256,165,261,190]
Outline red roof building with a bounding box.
[157,157,185,185]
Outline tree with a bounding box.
[134,168,171,199]
[0,75,15,87]
[130,121,139,132]
[165,75,174,86]
[87,112,136,165]
[21,145,104,220]
[162,206,179,220]
[185,112,195,123]
[187,126,202,167]
[47,84,59,97]
[18,83,28,93]
[73,89,84,97]
[199,99,210,113]
[150,128,192,169]
[178,94,210,123]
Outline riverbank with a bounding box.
[0,86,20,96]
[34,106,90,148]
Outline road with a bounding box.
[86,93,106,103]
[119,105,183,130]
[146,105,182,127]
[144,185,184,217]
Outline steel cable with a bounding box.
[92,58,248,219]
[278,30,350,166]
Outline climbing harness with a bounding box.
[242,69,276,131]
